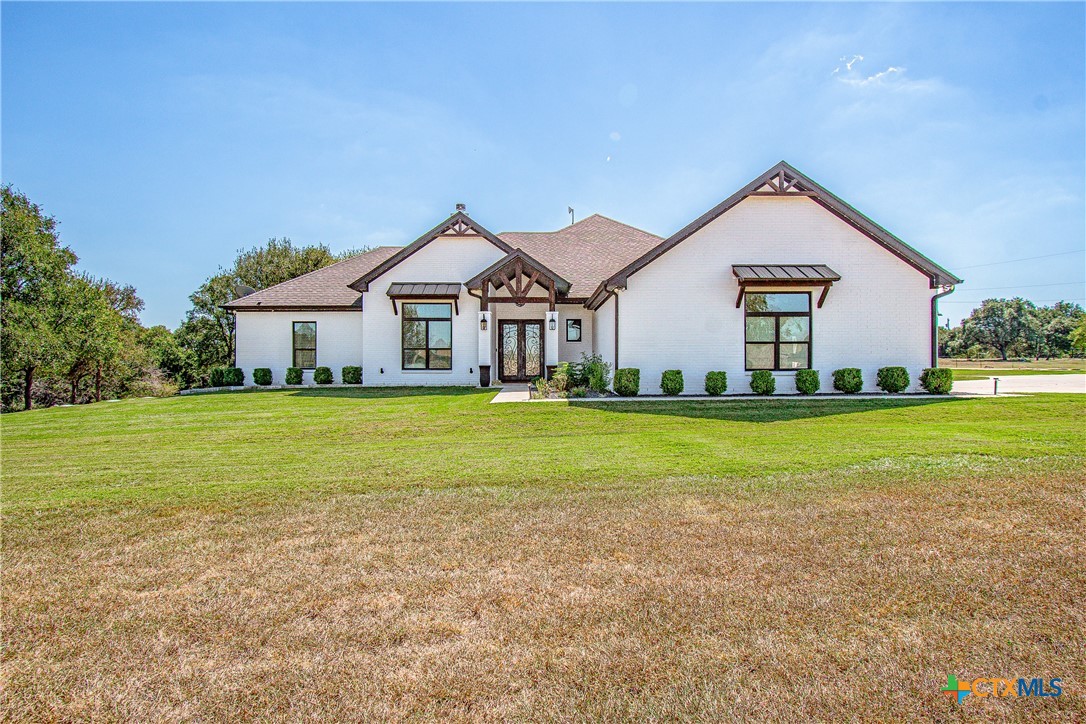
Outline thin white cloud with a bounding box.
[839,65,905,86]
[832,54,864,74]
[609,131,621,142]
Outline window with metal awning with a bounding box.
[732,265,841,308]
[386,283,462,314]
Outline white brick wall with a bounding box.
[361,235,505,386]
[235,311,363,384]
[618,196,935,394]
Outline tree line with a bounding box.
[1,186,364,412]
[939,297,1086,360]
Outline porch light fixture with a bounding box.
[480,318,488,331]
[549,318,556,331]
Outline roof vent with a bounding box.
[455,203,466,214]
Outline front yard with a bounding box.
[3,389,1084,720]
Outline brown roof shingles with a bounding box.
[223,246,402,309]
[224,215,661,310]
[498,214,662,298]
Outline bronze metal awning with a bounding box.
[732,264,841,308]
[386,282,461,314]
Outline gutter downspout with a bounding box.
[931,285,955,367]
[614,291,619,369]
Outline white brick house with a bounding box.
[226,162,961,394]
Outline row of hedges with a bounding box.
[606,367,953,396]
[208,366,365,387]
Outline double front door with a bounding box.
[499,320,543,381]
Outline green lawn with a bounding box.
[951,368,1085,381]
[3,389,1084,720]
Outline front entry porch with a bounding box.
[498,320,544,382]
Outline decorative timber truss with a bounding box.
[465,249,571,311]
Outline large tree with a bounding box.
[1030,301,1084,359]
[962,298,1039,361]
[0,186,78,410]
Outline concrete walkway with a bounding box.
[951,373,1086,396]
[489,384,531,403]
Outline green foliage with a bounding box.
[832,368,863,394]
[962,298,1037,361]
[341,366,362,384]
[1,185,79,410]
[552,362,571,392]
[661,370,684,395]
[919,368,954,394]
[750,370,775,395]
[704,371,727,396]
[223,368,245,386]
[141,326,198,389]
[794,369,820,395]
[876,366,910,393]
[285,367,303,385]
[253,368,273,386]
[580,353,611,393]
[209,367,226,387]
[314,366,333,385]
[1073,318,1086,353]
[533,377,550,398]
[614,368,640,397]
[569,386,588,398]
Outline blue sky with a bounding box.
[3,2,1084,327]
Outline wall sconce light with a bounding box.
[549,318,557,331]
[480,318,488,331]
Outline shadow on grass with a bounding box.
[285,386,492,400]
[568,395,964,423]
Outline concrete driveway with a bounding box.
[953,374,1086,395]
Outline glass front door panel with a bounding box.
[501,324,519,378]
[524,323,541,377]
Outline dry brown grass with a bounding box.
[5,463,1083,721]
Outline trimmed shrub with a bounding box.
[581,353,611,393]
[209,367,226,387]
[832,368,863,394]
[920,367,954,395]
[552,362,571,392]
[314,366,333,384]
[750,370,775,395]
[568,362,588,388]
[285,367,303,385]
[661,370,684,395]
[614,368,640,397]
[253,368,273,386]
[704,371,727,396]
[876,366,910,393]
[341,366,362,384]
[223,368,244,386]
[794,369,820,395]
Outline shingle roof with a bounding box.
[498,214,663,298]
[223,246,401,310]
[225,215,663,310]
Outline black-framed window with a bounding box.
[293,321,317,369]
[566,319,582,342]
[744,293,810,370]
[402,303,452,370]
